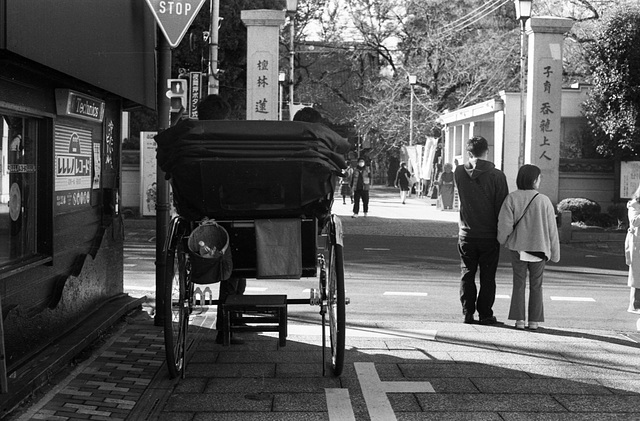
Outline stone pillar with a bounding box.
[524,17,574,203]
[241,10,286,120]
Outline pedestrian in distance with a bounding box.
[625,184,640,314]
[351,157,371,217]
[437,162,455,210]
[340,161,354,205]
[497,165,560,330]
[453,136,509,325]
[197,94,246,344]
[394,162,411,204]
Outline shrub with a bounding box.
[607,202,628,229]
[557,198,601,222]
[585,213,617,229]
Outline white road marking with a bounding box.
[364,248,390,251]
[245,287,268,292]
[355,362,434,421]
[325,388,355,421]
[496,294,510,299]
[383,292,428,297]
[123,264,137,267]
[550,296,596,302]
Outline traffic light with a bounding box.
[166,79,188,115]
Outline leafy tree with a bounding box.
[583,5,640,158]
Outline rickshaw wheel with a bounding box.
[327,242,346,376]
[163,236,190,379]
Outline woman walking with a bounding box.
[394,162,411,204]
[437,163,455,209]
[497,165,560,330]
[625,184,640,314]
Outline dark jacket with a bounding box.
[453,159,509,239]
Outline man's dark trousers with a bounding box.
[353,190,369,214]
[458,237,500,319]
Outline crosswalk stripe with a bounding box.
[550,296,596,302]
[383,292,428,297]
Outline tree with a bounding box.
[583,5,640,159]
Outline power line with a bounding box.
[437,0,511,39]
[441,0,506,30]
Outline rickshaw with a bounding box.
[154,120,349,379]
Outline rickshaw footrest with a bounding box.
[222,295,287,347]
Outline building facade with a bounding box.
[0,0,156,377]
[439,84,615,209]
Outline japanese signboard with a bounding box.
[140,131,159,216]
[55,124,93,212]
[620,161,640,199]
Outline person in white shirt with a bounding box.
[497,165,560,330]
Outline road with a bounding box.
[124,187,636,334]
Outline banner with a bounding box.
[140,131,158,216]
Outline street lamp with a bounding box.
[286,0,298,120]
[514,0,532,167]
[408,74,417,146]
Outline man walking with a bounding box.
[351,157,371,217]
[454,136,509,325]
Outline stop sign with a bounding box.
[145,0,207,48]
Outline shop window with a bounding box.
[0,113,51,270]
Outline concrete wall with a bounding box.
[558,172,615,210]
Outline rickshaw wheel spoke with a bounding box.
[327,240,345,376]
[163,227,190,379]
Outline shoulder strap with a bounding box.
[513,193,539,230]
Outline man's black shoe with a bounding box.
[215,332,245,345]
[479,316,501,325]
[463,314,475,324]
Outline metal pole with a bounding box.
[409,84,414,146]
[208,0,220,95]
[289,15,294,120]
[155,27,172,326]
[279,81,283,120]
[517,19,527,167]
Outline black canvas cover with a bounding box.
[154,120,350,221]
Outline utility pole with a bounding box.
[208,0,220,95]
[155,27,171,327]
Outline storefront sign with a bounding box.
[55,89,105,123]
[55,124,93,211]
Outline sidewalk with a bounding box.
[5,186,640,420]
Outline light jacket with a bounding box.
[497,189,560,263]
[626,200,640,288]
[351,166,371,191]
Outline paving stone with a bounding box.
[204,377,341,394]
[397,413,503,421]
[500,413,640,420]
[185,362,276,378]
[192,413,329,421]
[414,394,567,412]
[553,395,640,412]
[164,393,273,412]
[272,392,327,411]
[471,378,611,394]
